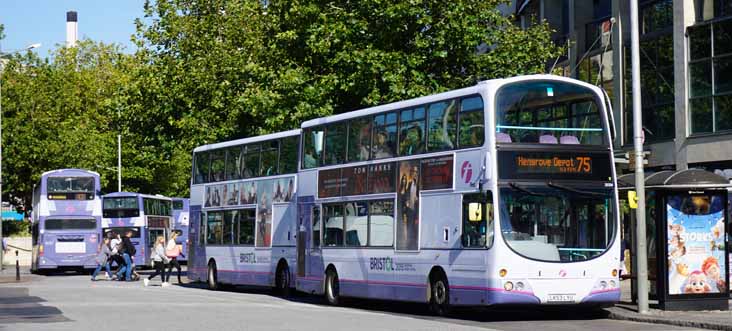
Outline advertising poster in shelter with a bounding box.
[224,183,239,206]
[256,179,273,247]
[240,181,257,205]
[396,160,420,251]
[666,194,726,295]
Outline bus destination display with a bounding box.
[516,155,592,175]
[498,151,611,181]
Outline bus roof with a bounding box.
[193,129,301,153]
[300,74,603,128]
[102,192,173,201]
[41,168,101,178]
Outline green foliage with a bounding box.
[0,0,562,207]
[2,221,30,237]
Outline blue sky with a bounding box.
[0,1,145,56]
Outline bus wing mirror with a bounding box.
[602,89,616,143]
[468,202,482,222]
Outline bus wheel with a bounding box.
[207,262,219,291]
[275,263,291,297]
[429,274,451,316]
[325,269,340,306]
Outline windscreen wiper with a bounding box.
[508,182,545,196]
[547,181,607,197]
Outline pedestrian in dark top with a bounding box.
[144,236,170,287]
[116,230,137,281]
[165,231,185,284]
[91,237,112,281]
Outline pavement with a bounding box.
[0,267,705,331]
[604,279,732,330]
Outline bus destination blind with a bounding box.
[498,151,611,181]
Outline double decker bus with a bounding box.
[188,130,300,294]
[101,193,173,266]
[31,169,102,273]
[171,198,190,263]
[295,75,620,314]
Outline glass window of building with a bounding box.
[347,117,372,162]
[324,123,347,166]
[458,96,484,147]
[372,112,397,159]
[399,107,426,156]
[303,128,324,169]
[688,18,732,134]
[427,100,457,151]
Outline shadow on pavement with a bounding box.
[176,281,608,323]
[0,287,69,324]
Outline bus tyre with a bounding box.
[207,262,219,291]
[429,274,451,316]
[275,264,291,297]
[325,269,340,306]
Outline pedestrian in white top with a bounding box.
[165,231,184,284]
[144,236,170,287]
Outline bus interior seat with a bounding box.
[496,132,512,143]
[560,135,580,144]
[539,135,558,144]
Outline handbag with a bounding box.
[165,244,179,258]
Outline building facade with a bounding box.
[511,0,732,178]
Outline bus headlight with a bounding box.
[610,280,617,288]
[515,281,525,291]
[600,281,608,289]
[504,281,514,291]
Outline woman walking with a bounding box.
[144,236,170,287]
[165,231,185,284]
[91,237,112,281]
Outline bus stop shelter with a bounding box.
[618,169,731,311]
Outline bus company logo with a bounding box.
[240,252,257,264]
[65,206,76,213]
[460,161,473,184]
[558,269,567,277]
[370,257,395,271]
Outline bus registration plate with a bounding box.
[546,294,575,303]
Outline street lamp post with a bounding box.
[0,42,41,270]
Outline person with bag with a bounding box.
[165,231,185,284]
[115,230,137,281]
[144,236,170,287]
[91,237,112,281]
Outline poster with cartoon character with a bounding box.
[666,194,726,295]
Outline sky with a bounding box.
[0,0,145,56]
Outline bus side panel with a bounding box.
[209,246,273,287]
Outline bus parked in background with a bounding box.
[295,74,620,314]
[101,192,173,266]
[188,129,300,294]
[31,169,102,273]
[172,198,190,263]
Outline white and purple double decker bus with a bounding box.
[187,130,299,294]
[295,75,620,314]
[172,198,190,263]
[31,169,102,273]
[101,193,173,266]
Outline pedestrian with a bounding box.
[91,237,112,281]
[115,230,137,281]
[165,231,185,284]
[144,236,170,287]
[109,232,125,279]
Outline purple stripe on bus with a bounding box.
[588,288,620,295]
[340,278,427,287]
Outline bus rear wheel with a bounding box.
[429,274,450,316]
[275,264,291,297]
[325,269,340,306]
[207,262,219,291]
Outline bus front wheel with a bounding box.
[325,269,340,306]
[207,262,219,291]
[429,274,450,316]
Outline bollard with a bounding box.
[15,250,19,281]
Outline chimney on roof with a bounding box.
[66,11,78,47]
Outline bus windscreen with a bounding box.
[44,219,97,230]
[103,197,140,218]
